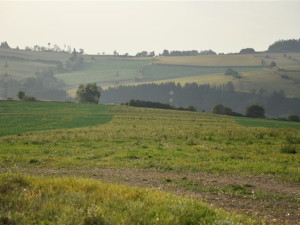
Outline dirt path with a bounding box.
[2,167,300,224]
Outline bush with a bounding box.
[23,96,36,102]
[269,61,276,68]
[245,104,265,118]
[288,114,300,122]
[211,104,242,116]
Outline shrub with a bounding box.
[23,96,36,102]
[288,114,300,122]
[245,104,265,118]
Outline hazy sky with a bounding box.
[1,1,300,55]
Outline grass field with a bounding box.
[1,103,299,181]
[0,101,300,223]
[0,101,114,136]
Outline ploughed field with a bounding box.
[0,101,300,224]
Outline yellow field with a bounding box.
[155,54,262,67]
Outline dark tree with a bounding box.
[269,61,277,68]
[135,51,148,57]
[162,49,170,56]
[239,48,255,54]
[113,50,119,56]
[76,83,101,104]
[245,104,265,118]
[0,41,10,49]
[288,115,300,122]
[211,104,232,115]
[17,91,26,100]
[199,50,216,55]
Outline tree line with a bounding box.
[268,39,300,53]
[123,99,197,112]
[100,82,300,117]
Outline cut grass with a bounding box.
[0,101,114,136]
[0,173,255,225]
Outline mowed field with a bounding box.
[0,101,300,224]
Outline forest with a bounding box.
[101,82,300,117]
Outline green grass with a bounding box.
[0,173,254,225]
[234,116,300,130]
[1,104,299,182]
[0,101,114,136]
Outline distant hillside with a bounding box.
[1,41,300,101]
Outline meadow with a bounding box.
[0,101,300,224]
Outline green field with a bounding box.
[0,101,300,223]
[0,101,113,136]
[234,116,300,130]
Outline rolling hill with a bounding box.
[1,48,300,99]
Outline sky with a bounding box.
[1,1,300,55]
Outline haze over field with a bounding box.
[1,1,300,224]
[1,1,300,54]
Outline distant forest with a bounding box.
[101,83,300,117]
[268,39,300,53]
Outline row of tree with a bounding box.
[159,49,217,57]
[0,41,84,54]
[124,99,197,112]
[212,104,265,118]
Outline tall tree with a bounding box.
[76,83,101,104]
